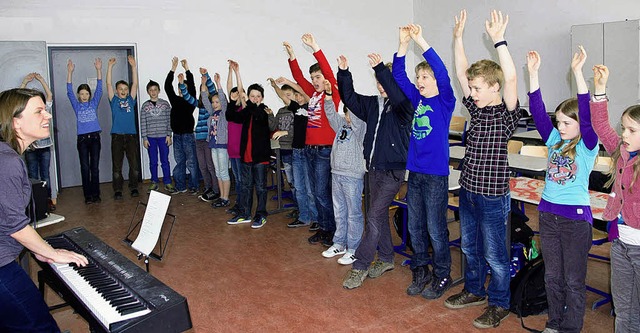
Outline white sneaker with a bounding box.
[337,250,357,265]
[322,244,346,258]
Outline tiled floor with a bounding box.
[31,182,615,332]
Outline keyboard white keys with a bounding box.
[50,263,151,329]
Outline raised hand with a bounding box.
[485,10,509,43]
[108,57,116,67]
[275,77,289,85]
[171,56,179,70]
[337,55,349,70]
[95,58,102,70]
[323,79,332,95]
[454,9,467,39]
[127,55,136,67]
[283,41,294,57]
[200,67,207,75]
[592,64,609,94]
[34,73,45,82]
[214,73,221,84]
[301,33,317,48]
[367,53,383,68]
[180,59,188,70]
[571,45,587,73]
[67,59,75,72]
[267,77,277,88]
[178,73,185,84]
[527,51,541,74]
[408,23,422,41]
[228,59,238,72]
[399,26,411,45]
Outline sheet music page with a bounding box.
[132,190,171,256]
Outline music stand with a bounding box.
[122,191,176,273]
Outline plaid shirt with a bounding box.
[459,96,521,196]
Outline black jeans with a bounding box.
[77,132,101,199]
[111,134,140,192]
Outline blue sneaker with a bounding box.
[227,214,251,225]
[251,215,267,229]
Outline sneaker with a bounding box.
[406,265,432,296]
[309,222,320,232]
[473,305,510,329]
[421,275,452,300]
[251,215,267,229]
[130,189,139,197]
[322,244,346,258]
[342,269,368,289]
[308,230,324,244]
[172,188,188,195]
[85,197,93,205]
[114,192,123,200]
[227,215,251,225]
[286,209,299,219]
[148,182,159,193]
[337,250,357,265]
[189,188,199,195]
[48,200,56,212]
[199,191,219,203]
[542,328,559,333]
[164,184,177,193]
[287,219,310,228]
[93,196,101,203]
[368,261,394,278]
[444,290,487,309]
[321,231,334,247]
[213,199,230,208]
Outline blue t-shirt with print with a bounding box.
[541,128,598,206]
[110,95,137,134]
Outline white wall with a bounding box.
[413,0,640,115]
[0,0,413,180]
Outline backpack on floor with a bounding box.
[392,208,413,253]
[509,255,547,332]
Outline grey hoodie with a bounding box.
[324,99,366,179]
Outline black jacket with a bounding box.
[226,101,272,163]
[337,63,413,171]
[165,70,196,134]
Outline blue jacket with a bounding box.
[337,62,413,171]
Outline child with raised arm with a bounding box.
[164,57,197,194]
[319,78,366,265]
[225,61,272,229]
[443,10,521,329]
[20,72,56,210]
[201,70,231,208]
[527,47,598,333]
[590,65,640,333]
[106,55,140,200]
[225,60,245,215]
[140,80,172,194]
[338,53,413,287]
[285,34,340,246]
[67,58,103,204]
[178,66,220,200]
[392,23,456,299]
[268,76,317,230]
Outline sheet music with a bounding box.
[131,190,171,256]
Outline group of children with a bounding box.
[23,8,640,332]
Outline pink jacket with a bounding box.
[591,100,640,229]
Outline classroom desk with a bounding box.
[392,169,461,262]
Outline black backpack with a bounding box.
[509,255,547,332]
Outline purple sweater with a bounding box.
[528,89,598,221]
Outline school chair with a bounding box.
[586,227,613,310]
[449,116,467,147]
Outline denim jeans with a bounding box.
[147,137,171,184]
[239,162,268,218]
[281,150,295,203]
[25,147,51,198]
[173,133,198,191]
[305,146,334,232]
[230,157,243,208]
[611,239,640,333]
[292,149,316,223]
[539,211,592,333]
[111,134,140,193]
[0,261,60,332]
[77,132,101,200]
[407,172,451,277]
[211,148,230,181]
[331,174,364,251]
[196,139,218,192]
[459,187,511,309]
[353,169,404,270]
